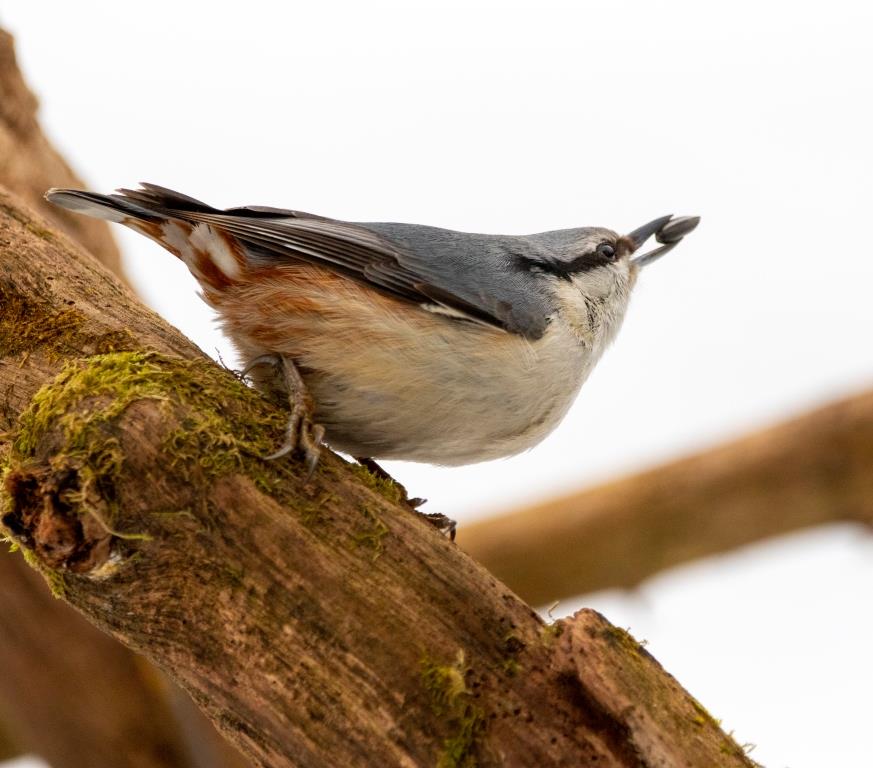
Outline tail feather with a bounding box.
[46,185,250,290]
[114,183,216,213]
[45,188,163,224]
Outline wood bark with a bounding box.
[0,188,757,767]
[0,542,252,768]
[0,27,251,768]
[459,391,873,605]
[0,550,208,768]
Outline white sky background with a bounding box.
[2,1,872,766]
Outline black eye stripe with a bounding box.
[515,241,618,279]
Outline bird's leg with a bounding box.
[354,457,456,541]
[242,353,325,478]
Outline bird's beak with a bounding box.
[628,214,700,268]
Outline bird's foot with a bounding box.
[242,353,325,478]
[354,457,455,540]
[416,512,457,541]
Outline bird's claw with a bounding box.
[354,458,454,539]
[416,512,457,541]
[240,352,283,380]
[263,405,325,480]
[243,353,325,479]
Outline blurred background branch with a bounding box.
[0,28,124,283]
[461,389,873,605]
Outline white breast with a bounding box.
[299,320,581,464]
[313,292,630,464]
[223,264,634,465]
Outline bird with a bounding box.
[46,184,699,479]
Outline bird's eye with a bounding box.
[596,242,616,260]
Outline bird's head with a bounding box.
[518,214,700,343]
[521,214,700,281]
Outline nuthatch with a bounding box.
[47,184,699,475]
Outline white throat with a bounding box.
[550,264,636,355]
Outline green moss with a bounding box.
[719,732,759,763]
[420,650,485,768]
[690,696,720,728]
[540,620,564,644]
[347,462,404,505]
[0,298,85,358]
[602,625,645,657]
[688,695,758,766]
[422,651,468,714]
[20,543,67,597]
[500,658,520,677]
[500,632,524,677]
[15,350,282,457]
[298,491,335,526]
[149,508,198,524]
[352,503,390,560]
[439,716,485,768]
[222,562,246,589]
[3,349,405,578]
[4,351,297,552]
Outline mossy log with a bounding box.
[0,189,758,767]
[0,26,252,768]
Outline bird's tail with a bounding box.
[45,188,158,224]
[46,184,246,291]
[45,183,213,223]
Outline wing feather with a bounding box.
[112,185,553,337]
[176,210,508,325]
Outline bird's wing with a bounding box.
[119,184,553,339]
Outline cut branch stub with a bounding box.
[3,351,291,580]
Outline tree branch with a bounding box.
[460,390,873,605]
[0,188,756,767]
[0,26,252,767]
[0,548,206,768]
